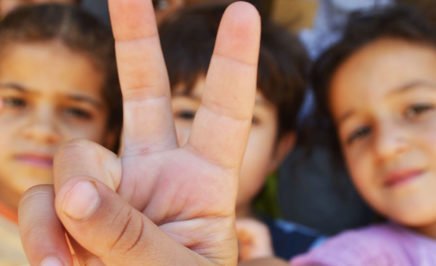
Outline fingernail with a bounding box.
[62,180,100,220]
[40,256,63,266]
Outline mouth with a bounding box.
[384,169,424,188]
[14,154,53,168]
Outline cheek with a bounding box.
[0,117,25,145]
[343,147,374,192]
[0,130,12,159]
[421,127,436,154]
[237,129,276,203]
[241,127,276,174]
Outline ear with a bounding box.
[267,132,296,174]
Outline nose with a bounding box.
[23,106,60,144]
[373,120,409,162]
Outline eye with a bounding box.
[175,110,195,121]
[346,126,371,145]
[64,107,93,120]
[2,96,27,109]
[404,103,434,119]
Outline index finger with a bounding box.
[109,0,177,155]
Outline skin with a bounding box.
[19,1,268,265]
[235,218,274,261]
[0,41,110,211]
[0,0,76,18]
[172,78,294,218]
[330,38,436,238]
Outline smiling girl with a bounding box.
[289,4,436,265]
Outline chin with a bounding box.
[389,208,436,228]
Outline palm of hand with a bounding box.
[121,148,238,257]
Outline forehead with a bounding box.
[330,38,436,115]
[0,41,104,98]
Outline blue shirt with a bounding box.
[263,218,324,261]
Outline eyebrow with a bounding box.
[388,80,436,95]
[337,80,436,126]
[65,93,103,108]
[0,82,34,94]
[0,82,103,108]
[337,110,354,127]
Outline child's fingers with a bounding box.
[108,0,177,156]
[188,2,260,170]
[236,219,274,261]
[19,185,73,266]
[53,139,121,193]
[54,177,204,265]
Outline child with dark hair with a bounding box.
[0,4,121,264]
[159,3,322,262]
[289,4,436,265]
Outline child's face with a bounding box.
[330,38,436,229]
[0,42,110,208]
[172,78,290,216]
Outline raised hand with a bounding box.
[19,0,260,265]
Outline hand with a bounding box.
[236,218,274,262]
[19,0,260,265]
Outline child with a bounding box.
[0,4,122,264]
[290,4,436,265]
[159,4,322,262]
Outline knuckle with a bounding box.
[55,139,95,162]
[108,208,145,254]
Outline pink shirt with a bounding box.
[291,223,436,266]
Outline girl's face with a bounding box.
[330,38,436,234]
[0,41,110,209]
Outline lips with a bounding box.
[14,153,53,168]
[384,169,424,188]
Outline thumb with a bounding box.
[55,177,208,266]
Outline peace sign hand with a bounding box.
[19,1,260,265]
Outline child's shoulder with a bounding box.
[290,223,432,266]
[263,218,323,261]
